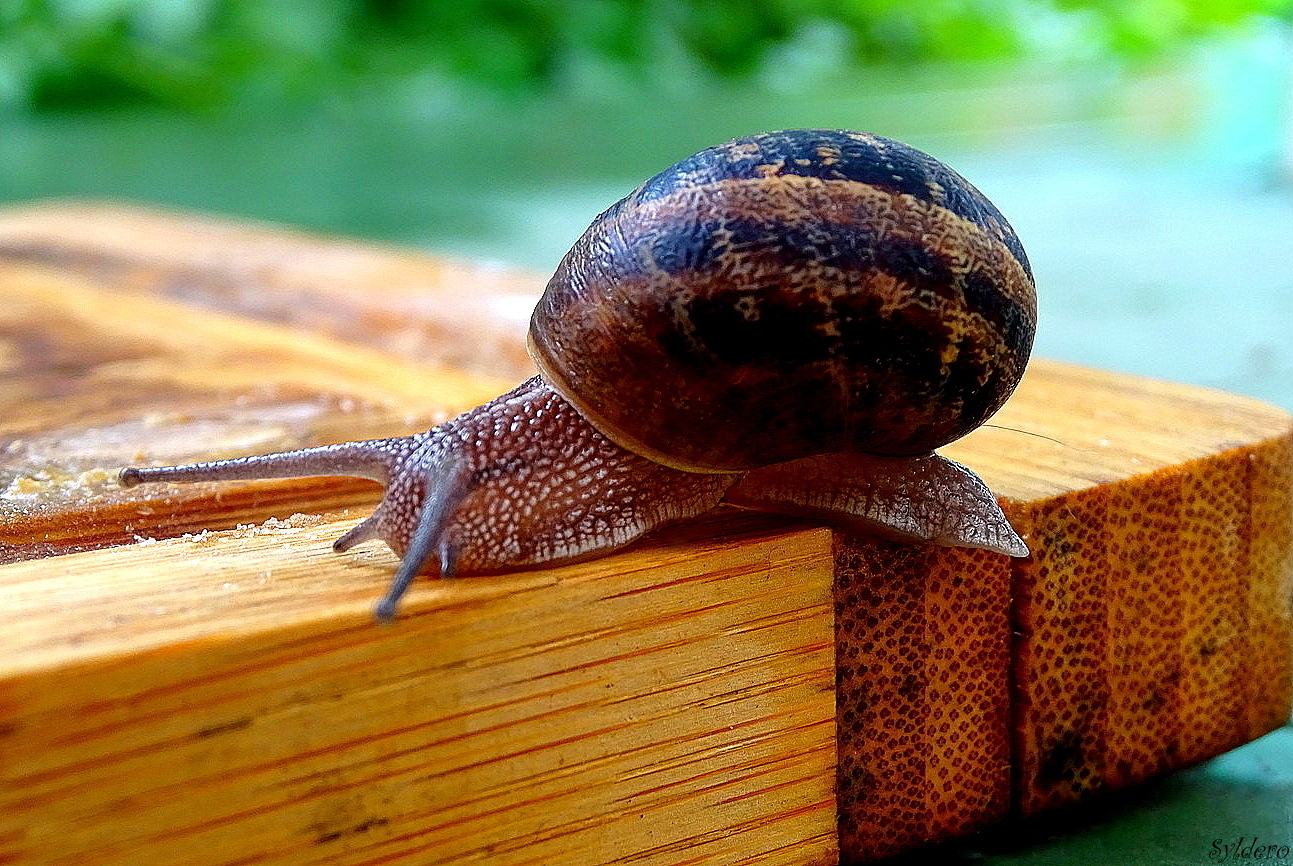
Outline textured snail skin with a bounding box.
[729,452,1028,556]
[120,129,1035,621]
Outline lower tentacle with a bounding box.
[373,454,468,622]
[332,516,382,553]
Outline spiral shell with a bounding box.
[528,128,1036,473]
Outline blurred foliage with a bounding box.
[0,0,1289,111]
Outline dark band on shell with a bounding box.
[630,128,1031,279]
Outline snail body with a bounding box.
[120,129,1037,620]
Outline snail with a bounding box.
[120,129,1037,621]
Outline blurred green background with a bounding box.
[2,3,1292,863]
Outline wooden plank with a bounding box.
[831,540,1013,859]
[1,202,1290,865]
[971,366,1293,819]
[0,512,838,866]
[0,218,842,866]
[832,373,1293,856]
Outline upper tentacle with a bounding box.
[119,436,420,488]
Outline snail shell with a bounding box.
[120,129,1036,620]
[531,128,1035,471]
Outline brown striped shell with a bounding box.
[528,129,1037,473]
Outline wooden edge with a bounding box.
[0,511,839,866]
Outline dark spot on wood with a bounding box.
[1039,730,1087,788]
[194,716,253,739]
[313,817,390,845]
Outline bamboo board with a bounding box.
[1,201,1290,865]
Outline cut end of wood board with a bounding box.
[1007,430,1293,814]
[830,408,1292,858]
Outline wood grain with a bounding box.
[0,199,541,380]
[1,202,1290,865]
[0,513,838,866]
[0,259,506,558]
